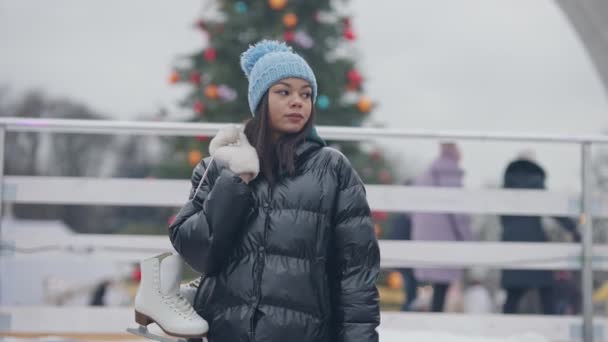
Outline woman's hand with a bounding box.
[209,125,240,156]
[209,125,260,181]
[239,173,254,184]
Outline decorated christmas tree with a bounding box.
[159,0,395,236]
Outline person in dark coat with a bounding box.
[169,40,380,342]
[390,212,418,311]
[89,280,111,306]
[388,181,418,311]
[500,154,580,315]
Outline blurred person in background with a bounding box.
[500,151,580,315]
[90,280,112,306]
[388,180,418,311]
[412,142,473,312]
[463,267,495,313]
[553,270,581,315]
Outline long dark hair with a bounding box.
[244,92,315,185]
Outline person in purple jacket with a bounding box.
[411,142,473,312]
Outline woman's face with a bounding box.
[267,78,312,139]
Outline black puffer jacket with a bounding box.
[169,140,380,342]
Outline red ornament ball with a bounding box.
[196,19,206,30]
[193,100,205,114]
[131,266,142,282]
[283,31,295,42]
[370,149,382,161]
[372,211,389,222]
[190,72,201,86]
[168,214,177,226]
[204,48,217,62]
[343,27,356,41]
[378,169,392,184]
[347,69,362,85]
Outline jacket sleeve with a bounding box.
[553,216,580,241]
[169,158,254,275]
[331,155,380,342]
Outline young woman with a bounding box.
[169,40,380,342]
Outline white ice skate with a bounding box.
[180,277,201,305]
[127,252,208,342]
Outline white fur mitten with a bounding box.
[209,125,260,179]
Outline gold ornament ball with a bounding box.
[204,84,219,99]
[269,0,287,10]
[357,96,373,113]
[387,271,404,290]
[169,72,180,84]
[374,223,383,238]
[188,150,204,167]
[282,13,298,28]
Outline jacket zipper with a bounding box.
[250,183,272,341]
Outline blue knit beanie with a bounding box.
[240,40,317,115]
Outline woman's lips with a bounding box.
[285,113,304,121]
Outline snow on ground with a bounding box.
[379,328,549,342]
[3,329,551,342]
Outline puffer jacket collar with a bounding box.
[276,139,323,177]
[307,126,326,146]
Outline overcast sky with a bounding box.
[1,0,607,191]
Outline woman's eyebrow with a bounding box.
[276,81,292,88]
[275,81,311,90]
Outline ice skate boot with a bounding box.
[127,252,208,341]
[180,277,201,305]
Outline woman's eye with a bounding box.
[276,90,289,96]
[302,92,312,98]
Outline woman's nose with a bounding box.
[290,96,303,107]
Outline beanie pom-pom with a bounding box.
[240,40,292,77]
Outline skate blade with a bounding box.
[126,326,188,342]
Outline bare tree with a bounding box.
[2,90,116,232]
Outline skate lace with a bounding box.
[187,278,201,288]
[164,293,196,317]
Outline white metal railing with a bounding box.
[1,117,607,342]
[4,233,607,271]
[3,116,608,143]
[2,215,603,270]
[4,176,604,216]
